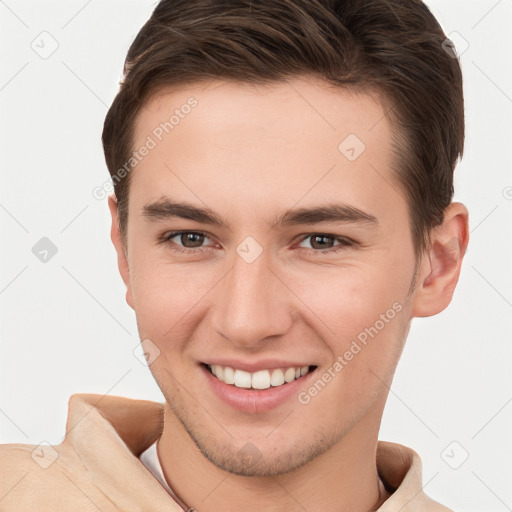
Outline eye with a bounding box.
[297,233,354,254]
[159,231,216,254]
[158,230,355,256]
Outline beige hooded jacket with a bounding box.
[0,394,452,511]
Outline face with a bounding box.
[111,77,422,476]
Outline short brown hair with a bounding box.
[102,0,464,257]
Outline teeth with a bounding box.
[223,366,235,384]
[207,364,311,389]
[251,370,271,389]
[270,369,285,386]
[284,367,296,382]
[234,369,252,388]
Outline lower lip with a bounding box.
[200,364,317,414]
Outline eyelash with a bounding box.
[158,231,355,256]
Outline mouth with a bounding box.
[201,362,318,390]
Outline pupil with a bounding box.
[313,235,332,249]
[184,233,203,247]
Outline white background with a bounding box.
[1,1,511,510]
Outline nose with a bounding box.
[210,246,294,348]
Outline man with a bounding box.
[0,0,469,510]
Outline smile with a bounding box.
[204,363,316,390]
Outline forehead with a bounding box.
[129,77,401,216]
[136,77,391,148]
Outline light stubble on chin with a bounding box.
[164,390,340,476]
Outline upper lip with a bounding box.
[202,359,316,373]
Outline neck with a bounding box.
[158,396,390,512]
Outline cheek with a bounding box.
[288,258,412,402]
[129,253,209,339]
[289,257,412,341]
[300,299,410,427]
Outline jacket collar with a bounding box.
[63,393,448,511]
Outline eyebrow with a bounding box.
[142,197,378,230]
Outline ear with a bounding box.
[411,202,469,317]
[108,194,135,310]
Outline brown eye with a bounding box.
[159,231,215,254]
[308,235,336,250]
[173,232,205,248]
[297,233,354,255]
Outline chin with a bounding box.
[187,422,338,477]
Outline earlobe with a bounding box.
[411,202,469,318]
[107,194,135,310]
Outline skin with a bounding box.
[108,76,469,512]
